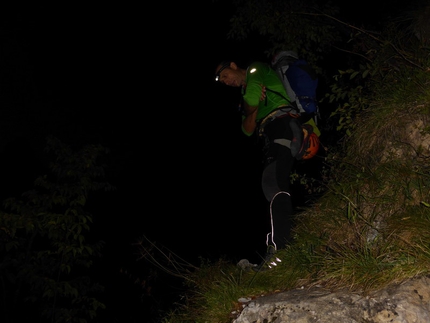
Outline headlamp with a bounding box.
[214,61,231,82]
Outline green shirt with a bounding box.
[241,62,291,135]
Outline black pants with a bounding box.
[260,116,296,250]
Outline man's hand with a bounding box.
[260,85,266,101]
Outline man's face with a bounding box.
[216,62,241,87]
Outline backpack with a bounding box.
[271,51,319,125]
[268,51,322,158]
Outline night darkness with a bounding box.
[0,3,268,322]
[0,1,423,322]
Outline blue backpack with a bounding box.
[271,51,319,119]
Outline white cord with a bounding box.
[266,191,291,250]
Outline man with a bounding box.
[214,60,304,271]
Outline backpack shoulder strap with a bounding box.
[265,87,288,101]
[264,87,300,114]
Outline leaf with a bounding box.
[362,69,369,78]
[350,71,359,79]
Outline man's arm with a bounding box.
[241,102,258,136]
[241,80,266,136]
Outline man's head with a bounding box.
[214,61,246,87]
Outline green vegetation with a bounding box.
[0,137,114,323]
[147,1,430,322]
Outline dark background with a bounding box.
[0,1,418,321]
[0,3,269,321]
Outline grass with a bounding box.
[151,163,430,322]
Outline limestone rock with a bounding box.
[233,276,430,323]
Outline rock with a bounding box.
[233,276,430,323]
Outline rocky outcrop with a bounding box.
[233,276,430,323]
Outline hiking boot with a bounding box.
[252,245,282,272]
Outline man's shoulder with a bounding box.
[249,61,269,69]
[247,61,271,78]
